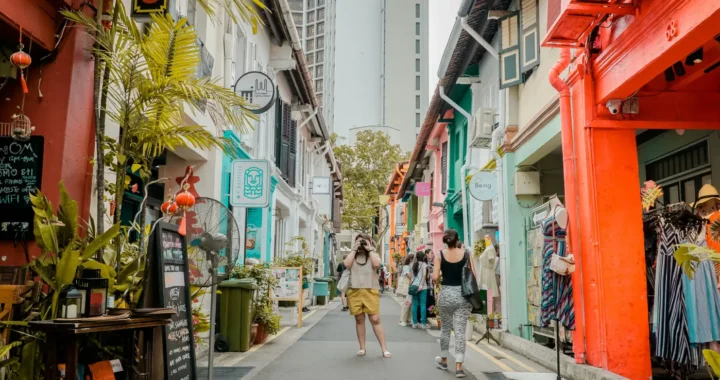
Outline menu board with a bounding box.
[269,267,303,327]
[153,222,196,380]
[0,137,43,240]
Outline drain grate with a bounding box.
[196,366,254,380]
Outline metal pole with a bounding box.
[555,320,561,380]
[207,262,218,380]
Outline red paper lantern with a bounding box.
[10,50,31,94]
[161,200,178,215]
[175,191,195,209]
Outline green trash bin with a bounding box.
[313,280,329,305]
[328,278,336,301]
[218,278,259,352]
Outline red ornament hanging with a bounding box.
[102,0,115,30]
[175,183,196,236]
[10,27,31,94]
[161,197,179,216]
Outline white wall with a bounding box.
[384,0,429,152]
[333,0,384,138]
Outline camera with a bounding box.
[359,239,367,248]
[606,99,622,115]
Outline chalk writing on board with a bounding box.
[0,137,43,239]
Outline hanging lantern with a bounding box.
[175,184,196,236]
[161,195,178,216]
[10,28,31,94]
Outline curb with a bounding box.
[484,329,628,380]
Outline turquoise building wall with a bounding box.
[444,87,472,240]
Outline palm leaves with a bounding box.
[198,0,267,33]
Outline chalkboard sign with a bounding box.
[0,136,43,240]
[152,222,197,380]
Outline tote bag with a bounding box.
[396,276,410,297]
[338,269,351,294]
[460,252,487,313]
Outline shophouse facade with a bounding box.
[0,0,342,280]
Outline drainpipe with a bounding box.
[439,86,473,245]
[549,48,586,364]
[491,120,507,330]
[460,17,499,60]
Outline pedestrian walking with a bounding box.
[337,254,349,312]
[410,251,429,328]
[432,229,476,378]
[424,249,437,319]
[343,233,391,358]
[398,253,414,326]
[379,266,386,293]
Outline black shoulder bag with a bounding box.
[461,251,487,314]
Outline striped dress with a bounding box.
[653,219,703,366]
[540,217,575,330]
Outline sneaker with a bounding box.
[423,324,430,329]
[456,369,467,378]
[342,306,349,312]
[412,324,419,329]
[399,321,407,327]
[435,357,448,371]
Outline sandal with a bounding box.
[383,351,392,358]
[357,349,366,356]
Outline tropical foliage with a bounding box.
[62,1,257,242]
[674,243,720,279]
[333,131,406,235]
[276,237,315,277]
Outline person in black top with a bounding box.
[337,254,349,311]
[431,229,477,378]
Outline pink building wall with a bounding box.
[427,119,449,255]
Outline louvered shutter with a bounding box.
[521,0,540,73]
[288,120,297,187]
[441,142,448,194]
[499,12,522,89]
[279,102,292,181]
[274,96,282,168]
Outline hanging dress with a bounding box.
[683,227,720,345]
[477,245,499,297]
[540,217,575,330]
[654,219,703,366]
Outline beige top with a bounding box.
[349,253,379,290]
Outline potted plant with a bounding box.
[231,265,280,344]
[467,314,479,341]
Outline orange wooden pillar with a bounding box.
[565,71,651,379]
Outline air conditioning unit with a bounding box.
[471,108,496,148]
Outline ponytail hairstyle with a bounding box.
[413,251,427,276]
[403,253,415,266]
[443,229,460,248]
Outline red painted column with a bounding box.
[0,27,95,266]
[568,71,651,379]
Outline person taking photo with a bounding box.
[343,233,391,358]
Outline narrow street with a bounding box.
[206,295,556,380]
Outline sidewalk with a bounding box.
[197,293,558,380]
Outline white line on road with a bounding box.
[467,341,514,372]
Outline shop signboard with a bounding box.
[415,182,431,196]
[151,222,196,380]
[234,71,276,114]
[131,0,168,16]
[469,171,497,201]
[0,136,43,240]
[231,159,270,208]
[312,176,330,194]
[269,267,304,327]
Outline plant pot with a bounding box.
[466,320,475,341]
[254,322,269,345]
[250,323,258,345]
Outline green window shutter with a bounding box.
[521,0,540,73]
[499,12,522,89]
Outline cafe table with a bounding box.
[30,317,170,380]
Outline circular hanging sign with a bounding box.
[234,71,276,114]
[469,171,497,201]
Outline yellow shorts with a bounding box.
[347,288,380,316]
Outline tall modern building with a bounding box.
[288,0,337,133]
[292,0,429,152]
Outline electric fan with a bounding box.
[184,197,243,380]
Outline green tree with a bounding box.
[333,131,406,237]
